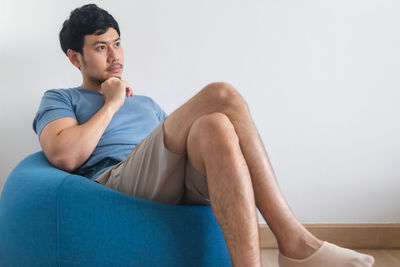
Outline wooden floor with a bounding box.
[261,249,400,267]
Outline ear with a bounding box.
[67,49,82,70]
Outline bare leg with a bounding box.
[163,82,374,265]
[186,112,261,266]
[164,82,316,254]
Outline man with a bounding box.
[33,4,375,267]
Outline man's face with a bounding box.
[79,27,124,84]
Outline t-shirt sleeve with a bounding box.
[148,97,168,122]
[32,89,77,138]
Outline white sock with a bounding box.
[278,241,375,267]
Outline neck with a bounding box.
[80,77,103,94]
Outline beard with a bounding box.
[87,74,106,85]
[81,57,122,86]
[87,73,122,85]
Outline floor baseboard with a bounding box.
[258,224,400,249]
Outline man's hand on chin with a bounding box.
[101,77,134,113]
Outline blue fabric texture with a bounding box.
[0,152,232,266]
[32,87,168,180]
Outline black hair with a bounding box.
[59,4,120,56]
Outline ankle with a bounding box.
[277,227,323,259]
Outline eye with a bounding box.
[97,45,106,51]
[114,42,121,47]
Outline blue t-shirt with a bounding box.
[32,87,168,181]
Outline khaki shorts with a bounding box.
[95,120,210,206]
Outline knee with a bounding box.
[188,112,239,152]
[202,82,248,113]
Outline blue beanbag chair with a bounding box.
[0,151,232,266]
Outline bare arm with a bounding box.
[39,77,133,172]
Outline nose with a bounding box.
[107,46,119,63]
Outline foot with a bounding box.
[278,231,375,267]
[278,228,324,260]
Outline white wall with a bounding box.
[1,0,399,224]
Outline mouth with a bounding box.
[107,64,123,73]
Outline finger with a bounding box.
[127,84,133,97]
[125,87,129,97]
[127,86,133,97]
[122,81,129,96]
[122,80,133,97]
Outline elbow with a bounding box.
[53,154,78,173]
